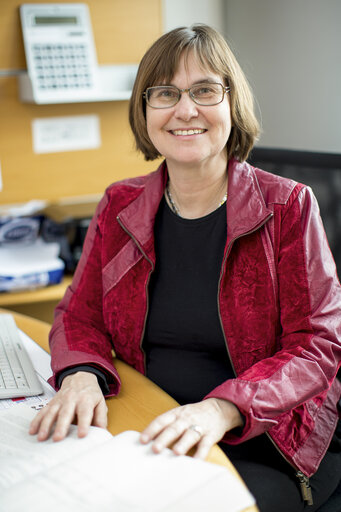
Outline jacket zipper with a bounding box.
[116,215,154,374]
[296,471,314,505]
[217,213,313,506]
[217,214,274,375]
[266,433,313,505]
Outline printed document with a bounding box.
[0,406,256,512]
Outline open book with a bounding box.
[0,405,256,512]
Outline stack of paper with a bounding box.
[0,406,256,512]
[0,238,64,292]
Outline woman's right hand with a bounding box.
[29,371,108,442]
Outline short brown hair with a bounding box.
[129,24,260,162]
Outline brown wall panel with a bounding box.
[0,0,162,205]
[0,0,162,68]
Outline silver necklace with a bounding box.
[166,183,227,217]
[166,185,180,215]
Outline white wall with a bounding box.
[162,0,226,34]
[224,0,341,154]
[162,0,341,154]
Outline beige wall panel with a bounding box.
[0,0,162,69]
[0,1,25,69]
[91,0,162,63]
[0,76,160,204]
[0,0,162,205]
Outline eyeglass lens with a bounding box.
[146,83,225,107]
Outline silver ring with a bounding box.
[189,424,203,437]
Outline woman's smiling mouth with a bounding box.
[170,129,207,136]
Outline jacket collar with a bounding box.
[118,158,272,254]
[225,158,273,243]
[117,161,167,259]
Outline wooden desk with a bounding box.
[3,309,258,512]
[0,277,72,324]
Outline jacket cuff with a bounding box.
[204,386,277,443]
[56,365,110,395]
[48,350,121,396]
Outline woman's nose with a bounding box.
[173,93,199,120]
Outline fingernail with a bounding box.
[140,433,149,443]
[37,430,47,441]
[53,429,64,442]
[153,442,162,453]
[78,426,87,437]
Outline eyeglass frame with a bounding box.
[142,82,230,109]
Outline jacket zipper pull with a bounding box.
[296,471,313,506]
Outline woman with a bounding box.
[30,25,341,511]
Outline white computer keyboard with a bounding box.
[0,314,43,399]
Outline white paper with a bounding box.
[0,238,63,276]
[32,115,101,154]
[0,326,255,511]
[18,329,53,382]
[0,406,256,512]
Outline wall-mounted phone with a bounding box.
[20,3,100,103]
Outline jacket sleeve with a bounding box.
[205,185,341,441]
[48,192,121,396]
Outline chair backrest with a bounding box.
[249,148,341,278]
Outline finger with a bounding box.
[36,402,63,441]
[29,407,47,435]
[150,419,188,454]
[75,398,98,438]
[140,411,177,444]
[172,426,203,456]
[192,435,215,460]
[52,401,77,442]
[92,399,108,429]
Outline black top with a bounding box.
[58,196,234,401]
[143,196,234,405]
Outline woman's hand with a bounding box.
[140,398,243,460]
[29,371,108,442]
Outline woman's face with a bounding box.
[146,52,232,170]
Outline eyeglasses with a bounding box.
[143,82,230,109]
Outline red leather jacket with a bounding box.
[49,158,341,477]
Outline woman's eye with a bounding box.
[156,88,177,98]
[194,86,215,96]
[152,89,177,99]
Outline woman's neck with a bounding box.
[165,157,228,219]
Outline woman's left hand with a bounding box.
[140,398,243,460]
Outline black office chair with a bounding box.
[249,148,341,278]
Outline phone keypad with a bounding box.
[32,43,93,90]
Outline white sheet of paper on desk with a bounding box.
[18,329,53,382]
[1,406,256,512]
